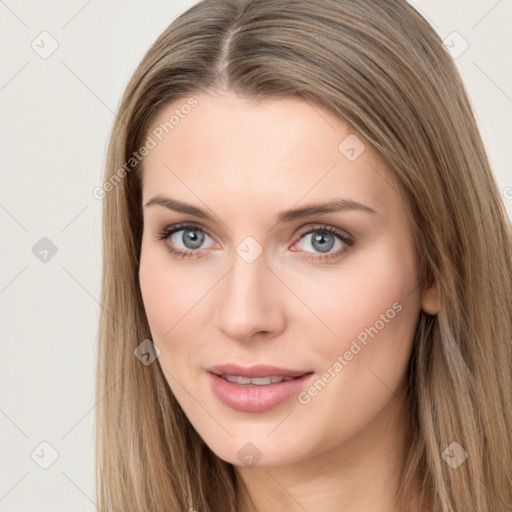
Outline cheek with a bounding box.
[319,251,420,401]
[139,251,170,335]
[286,254,420,448]
[139,239,194,334]
[138,241,213,380]
[138,248,195,400]
[290,242,420,343]
[294,242,421,386]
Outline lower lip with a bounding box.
[208,372,315,412]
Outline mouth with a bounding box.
[206,365,315,412]
[218,374,297,385]
[207,363,311,379]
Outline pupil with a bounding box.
[183,229,204,249]
[312,232,334,253]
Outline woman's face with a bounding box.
[139,91,438,468]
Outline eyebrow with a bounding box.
[144,195,377,223]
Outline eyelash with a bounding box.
[154,222,355,261]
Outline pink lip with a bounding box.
[206,364,315,412]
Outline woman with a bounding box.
[96,0,512,510]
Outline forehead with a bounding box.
[141,92,395,216]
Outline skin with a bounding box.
[138,90,439,512]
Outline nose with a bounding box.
[214,247,286,342]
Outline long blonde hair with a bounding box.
[96,0,512,510]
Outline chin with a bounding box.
[196,427,309,468]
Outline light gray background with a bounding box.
[0,1,511,510]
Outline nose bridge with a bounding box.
[225,243,271,312]
[214,240,283,340]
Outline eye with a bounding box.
[292,224,354,261]
[155,223,215,259]
[155,222,355,261]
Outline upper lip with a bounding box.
[207,364,311,378]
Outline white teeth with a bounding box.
[220,374,295,385]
